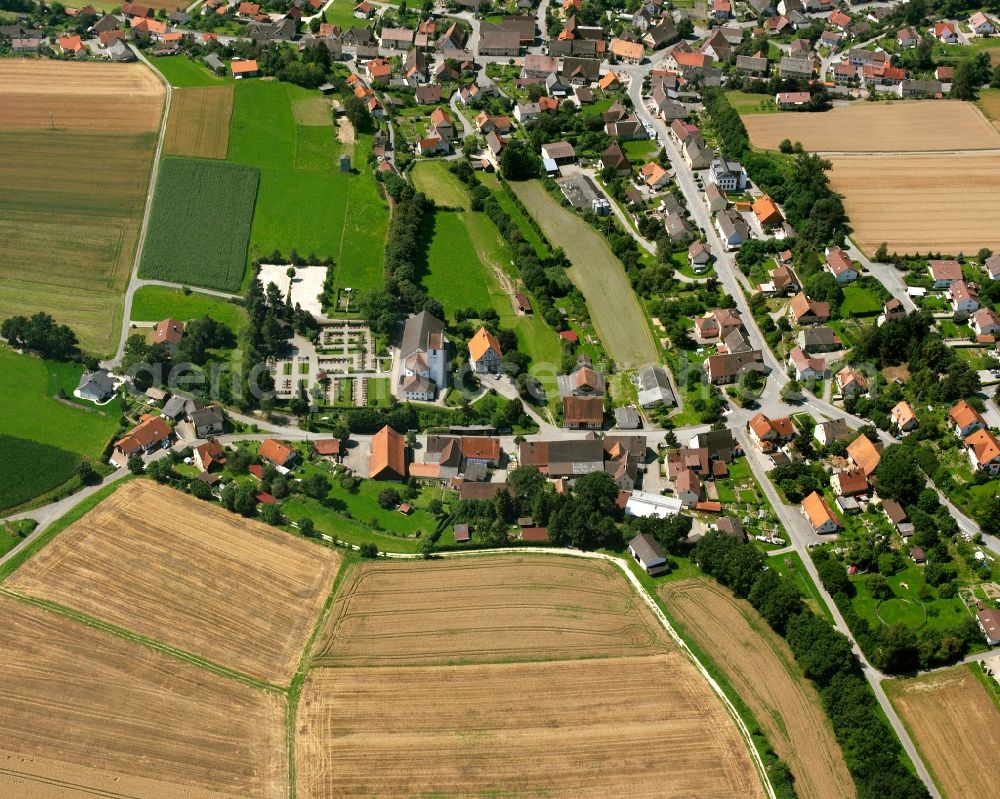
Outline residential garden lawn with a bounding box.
[366,377,392,407]
[148,54,229,88]
[130,285,248,332]
[228,81,387,293]
[726,91,778,115]
[840,284,884,317]
[579,95,616,118]
[138,157,259,292]
[324,0,364,29]
[622,138,660,161]
[478,172,549,258]
[848,562,972,633]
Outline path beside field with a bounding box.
[105,46,173,369]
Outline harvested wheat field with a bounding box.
[311,556,670,666]
[886,666,1000,799]
[743,100,1000,152]
[6,481,340,684]
[828,153,1000,256]
[0,60,164,354]
[0,60,164,132]
[663,579,854,799]
[164,85,234,159]
[297,654,766,799]
[0,594,286,799]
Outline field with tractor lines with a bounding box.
[163,85,234,159]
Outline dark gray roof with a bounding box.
[77,369,114,397]
[629,532,666,564]
[637,365,675,407]
[560,56,600,82]
[191,406,224,428]
[400,310,445,357]
[161,396,187,419]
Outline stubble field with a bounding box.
[886,665,1000,799]
[0,594,287,799]
[297,654,767,799]
[742,99,1000,257]
[663,579,855,799]
[742,100,1000,152]
[163,85,234,159]
[510,179,660,369]
[6,481,340,684]
[827,153,1000,255]
[311,556,670,665]
[0,60,163,354]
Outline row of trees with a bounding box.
[695,532,930,799]
[1,312,79,361]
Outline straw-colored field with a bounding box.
[0,594,286,799]
[6,481,340,684]
[298,654,767,799]
[0,60,163,354]
[886,666,1000,799]
[311,556,671,666]
[828,153,1000,256]
[663,579,855,799]
[743,100,1000,152]
[164,85,234,159]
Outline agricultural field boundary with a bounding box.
[0,588,283,694]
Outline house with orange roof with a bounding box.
[846,434,881,477]
[965,428,1000,474]
[747,413,794,452]
[366,57,392,83]
[153,318,184,354]
[231,59,259,79]
[948,399,987,437]
[468,326,502,373]
[58,34,85,54]
[752,194,783,228]
[111,416,172,466]
[370,425,406,480]
[259,438,297,469]
[429,106,455,138]
[836,365,869,398]
[932,20,958,43]
[890,400,918,432]
[801,491,840,534]
[610,37,645,63]
[640,161,670,190]
[788,292,830,326]
[598,71,620,90]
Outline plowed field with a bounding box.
[743,100,1000,152]
[164,85,234,159]
[311,556,671,665]
[0,594,286,799]
[886,665,1000,799]
[6,481,340,684]
[663,579,855,799]
[828,153,1000,256]
[297,654,767,799]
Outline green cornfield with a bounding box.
[0,435,80,512]
[138,157,259,292]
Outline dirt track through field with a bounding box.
[0,60,164,132]
[743,100,1000,152]
[311,556,671,665]
[510,179,660,369]
[0,594,286,799]
[828,153,1000,256]
[6,481,340,684]
[663,579,855,799]
[297,654,767,799]
[164,85,234,159]
[887,666,1000,799]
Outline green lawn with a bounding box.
[849,563,971,633]
[130,285,248,331]
[227,81,388,293]
[325,0,364,29]
[412,160,469,208]
[840,284,883,317]
[622,138,660,162]
[148,54,229,88]
[421,210,495,311]
[727,91,779,115]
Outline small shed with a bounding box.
[454,523,471,542]
[514,292,532,314]
[397,502,412,515]
[910,546,926,563]
[339,154,351,172]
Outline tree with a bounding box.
[866,573,892,600]
[298,517,316,537]
[189,478,213,501]
[1,312,79,360]
[302,472,330,500]
[377,487,401,509]
[76,459,97,485]
[259,503,283,526]
[499,139,540,180]
[360,542,379,558]
[874,444,925,506]
[233,483,257,517]
[804,271,844,308]
[950,58,980,101]
[146,458,173,484]
[127,454,145,475]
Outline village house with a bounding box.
[715,208,750,249]
[788,346,828,381]
[970,11,995,35]
[369,425,406,480]
[153,318,184,354]
[760,263,799,296]
[599,142,631,176]
[847,434,881,477]
[468,326,502,373]
[836,366,870,399]
[193,439,226,472]
[636,365,676,407]
[75,369,115,404]
[641,161,671,191]
[831,467,868,496]
[752,194,783,227]
[896,27,918,47]
[802,490,840,534]
[965,428,1000,474]
[380,27,414,50]
[932,20,958,43]
[814,418,853,447]
[675,468,702,507]
[736,54,769,77]
[112,415,172,467]
[747,412,794,452]
[891,400,918,432]
[231,59,259,79]
[986,254,1000,281]
[259,438,297,470]
[928,259,963,288]
[776,91,811,108]
[704,182,727,213]
[798,326,842,353]
[879,298,907,325]
[972,307,1000,337]
[788,292,830,325]
[824,247,858,284]
[949,399,987,437]
[558,354,606,398]
[688,240,712,271]
[562,396,605,429]
[610,37,645,63]
[949,280,980,314]
[977,608,1000,645]
[694,308,742,340]
[779,56,814,79]
[703,350,766,384]
[708,158,748,192]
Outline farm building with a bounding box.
[369,425,407,481]
[627,532,669,575]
